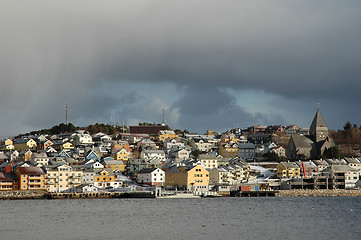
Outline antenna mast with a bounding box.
[162,108,166,125]
[65,103,69,125]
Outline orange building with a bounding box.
[15,167,47,190]
[0,172,19,191]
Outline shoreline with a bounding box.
[1,189,361,200]
[276,189,361,197]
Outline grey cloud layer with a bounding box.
[1,1,360,135]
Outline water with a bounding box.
[1,197,360,240]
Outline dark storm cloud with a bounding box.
[1,0,361,136]
[171,86,286,132]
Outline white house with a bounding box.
[82,168,95,184]
[140,149,166,162]
[164,139,185,154]
[137,168,165,186]
[72,130,94,146]
[31,152,49,166]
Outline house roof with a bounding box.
[323,165,357,172]
[16,166,45,175]
[138,168,159,174]
[0,172,18,181]
[344,157,360,164]
[290,135,314,149]
[238,143,255,149]
[103,160,125,165]
[280,162,300,169]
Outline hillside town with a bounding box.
[1,107,361,197]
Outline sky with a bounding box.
[1,0,361,137]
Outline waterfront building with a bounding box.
[94,168,121,189]
[15,167,47,190]
[137,168,165,186]
[322,165,360,189]
[276,162,301,178]
[165,165,209,191]
[45,164,83,192]
[209,164,249,185]
[0,172,18,191]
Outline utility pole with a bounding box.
[65,103,69,125]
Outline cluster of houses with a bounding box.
[1,108,361,193]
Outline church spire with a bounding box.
[309,106,328,143]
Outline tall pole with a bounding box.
[163,108,166,125]
[65,103,69,125]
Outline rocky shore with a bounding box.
[276,189,361,197]
[0,190,47,200]
[2,189,361,199]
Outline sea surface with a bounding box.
[0,197,360,240]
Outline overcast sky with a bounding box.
[1,1,361,137]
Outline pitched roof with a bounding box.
[323,165,357,172]
[16,166,45,175]
[0,172,18,181]
[290,135,314,149]
[280,162,300,169]
[310,108,328,133]
[138,168,158,174]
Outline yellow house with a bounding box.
[15,166,47,190]
[103,160,126,172]
[219,142,239,158]
[94,168,116,189]
[37,139,53,151]
[52,142,74,151]
[0,139,14,151]
[165,165,209,191]
[276,162,301,178]
[157,130,178,142]
[113,149,130,162]
[18,150,33,161]
[220,133,240,144]
[13,138,37,151]
[45,165,83,192]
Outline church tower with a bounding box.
[309,106,329,143]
